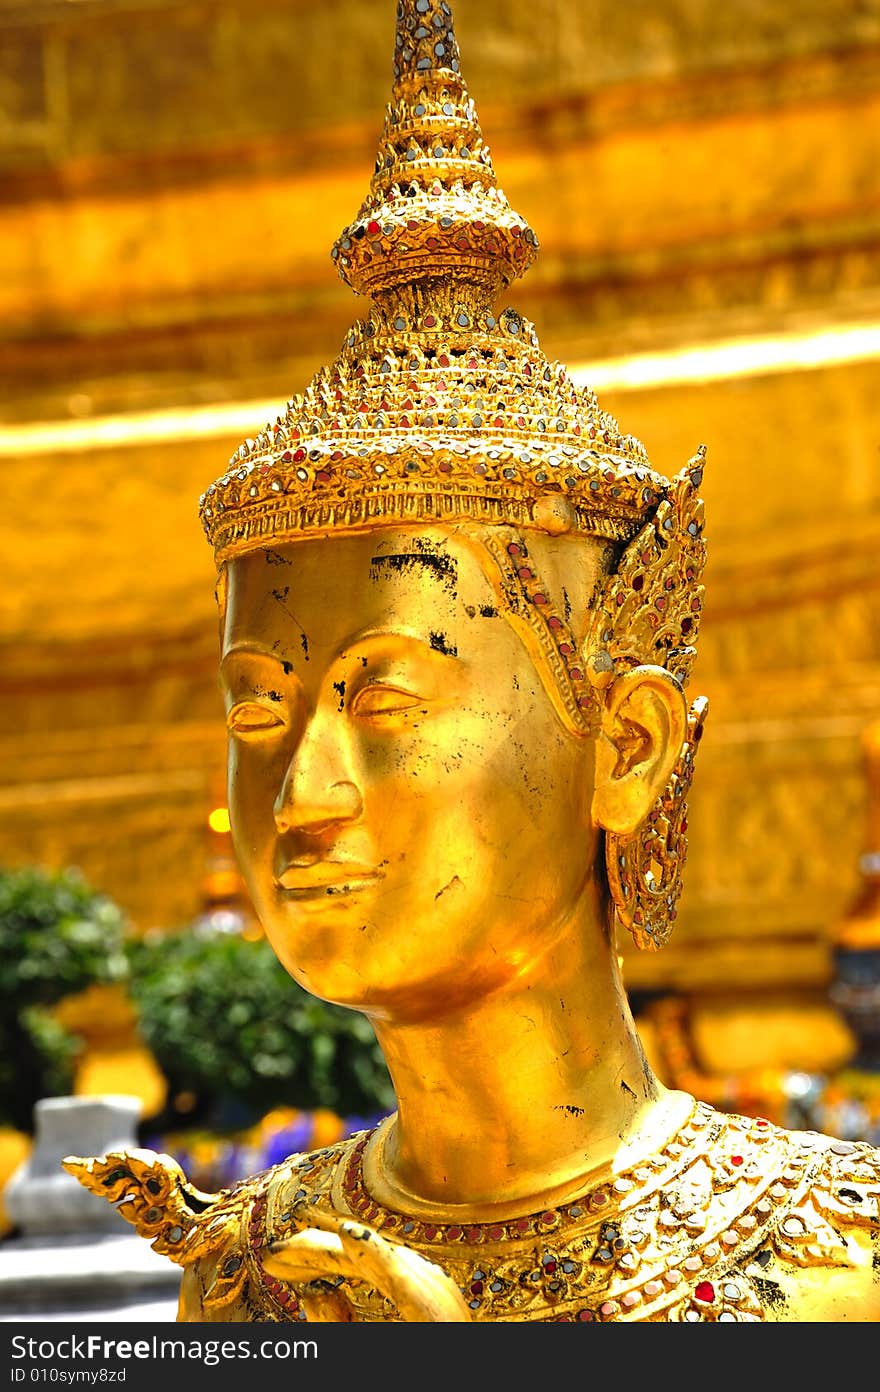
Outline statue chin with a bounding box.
[248,863,595,1022]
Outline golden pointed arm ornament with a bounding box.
[62,1151,219,1263]
[64,1150,470,1320]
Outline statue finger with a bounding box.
[335,1220,472,1321]
[262,1227,356,1284]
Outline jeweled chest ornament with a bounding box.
[64,1108,880,1323]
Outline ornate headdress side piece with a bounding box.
[198,0,687,568]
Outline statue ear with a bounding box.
[592,666,687,836]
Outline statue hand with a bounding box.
[262,1208,472,1322]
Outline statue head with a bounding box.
[202,0,708,1021]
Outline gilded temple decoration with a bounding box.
[66,0,880,1323]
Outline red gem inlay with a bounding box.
[517,567,533,580]
[730,1155,744,1167]
[695,1281,715,1303]
[547,616,563,630]
[507,544,522,556]
[446,1225,463,1241]
[367,220,381,235]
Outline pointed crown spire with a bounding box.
[331,0,538,309]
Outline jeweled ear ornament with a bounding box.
[606,694,709,951]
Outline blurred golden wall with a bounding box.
[2,0,879,994]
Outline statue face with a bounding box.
[221,527,605,1021]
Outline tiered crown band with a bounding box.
[197,0,692,565]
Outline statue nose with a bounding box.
[273,714,363,835]
[275,779,363,836]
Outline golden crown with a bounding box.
[198,0,706,692]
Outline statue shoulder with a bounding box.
[771,1130,880,1322]
[697,1120,880,1323]
[66,1132,368,1321]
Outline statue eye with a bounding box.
[351,684,424,719]
[227,702,284,736]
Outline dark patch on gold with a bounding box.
[752,1274,787,1311]
[434,875,461,901]
[369,547,457,592]
[429,631,457,657]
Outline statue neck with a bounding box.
[363,885,690,1218]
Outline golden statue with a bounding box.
[66,0,880,1322]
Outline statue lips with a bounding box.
[275,862,384,901]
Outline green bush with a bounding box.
[128,929,394,1128]
[0,866,129,1130]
